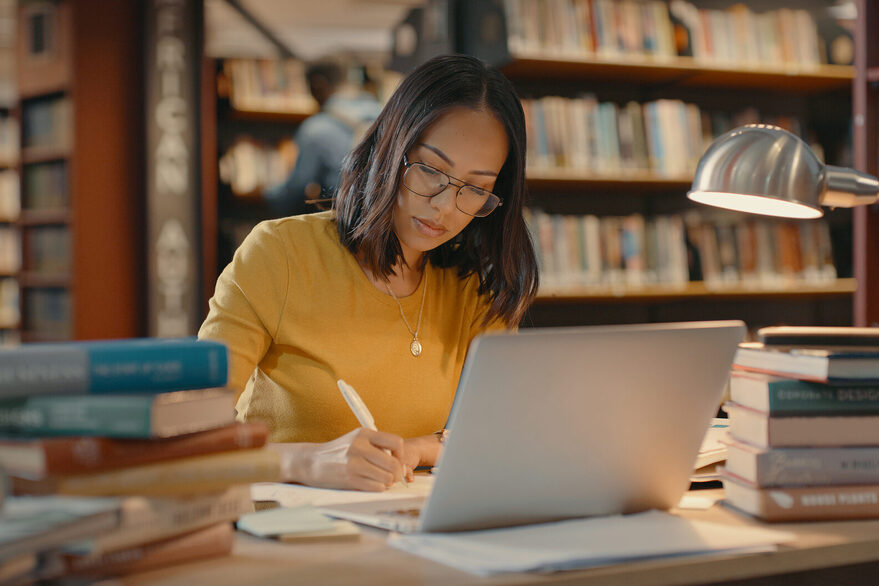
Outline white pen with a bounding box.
[336,379,408,486]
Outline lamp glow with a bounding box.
[687,125,879,219]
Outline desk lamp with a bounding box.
[687,124,879,219]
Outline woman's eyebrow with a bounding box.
[418,143,498,177]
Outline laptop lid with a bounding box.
[417,320,745,532]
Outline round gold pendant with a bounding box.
[410,339,422,357]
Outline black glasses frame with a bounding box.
[401,155,503,218]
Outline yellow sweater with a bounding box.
[198,211,505,443]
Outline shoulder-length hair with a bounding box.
[333,54,538,326]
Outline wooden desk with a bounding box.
[119,490,879,586]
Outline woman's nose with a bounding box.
[430,183,458,213]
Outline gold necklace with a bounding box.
[384,270,428,357]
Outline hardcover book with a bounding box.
[725,402,879,448]
[0,421,269,479]
[45,521,234,580]
[12,448,281,497]
[0,388,235,438]
[733,342,879,382]
[722,471,879,522]
[0,337,228,397]
[0,495,121,561]
[67,485,252,555]
[725,440,879,487]
[730,371,879,415]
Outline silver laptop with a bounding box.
[320,320,745,533]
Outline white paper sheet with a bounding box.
[388,509,794,576]
[250,475,435,508]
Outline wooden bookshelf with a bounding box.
[17,208,70,226]
[526,168,692,192]
[502,54,854,92]
[225,106,314,124]
[853,0,879,326]
[8,0,142,343]
[489,0,857,330]
[536,278,856,304]
[20,146,70,164]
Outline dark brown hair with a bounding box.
[333,54,538,326]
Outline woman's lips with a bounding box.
[413,217,446,238]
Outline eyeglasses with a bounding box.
[402,155,503,218]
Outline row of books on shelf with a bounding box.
[24,288,70,340]
[0,224,18,272]
[0,276,16,328]
[0,337,282,582]
[219,136,297,197]
[0,224,73,276]
[0,168,18,220]
[0,114,18,164]
[27,224,70,275]
[504,0,845,68]
[719,327,879,522]
[24,160,67,210]
[524,208,836,292]
[523,95,806,177]
[223,58,318,114]
[0,0,14,109]
[22,95,71,152]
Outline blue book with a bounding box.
[0,338,228,397]
[0,389,234,438]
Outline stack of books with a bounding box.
[720,326,879,522]
[0,338,281,581]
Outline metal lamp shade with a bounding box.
[687,124,825,219]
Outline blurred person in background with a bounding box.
[263,57,382,216]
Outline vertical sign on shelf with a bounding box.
[144,0,202,337]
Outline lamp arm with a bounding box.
[821,165,879,208]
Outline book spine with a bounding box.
[0,395,154,437]
[751,446,879,487]
[37,422,269,476]
[47,449,280,496]
[51,522,234,579]
[79,485,252,555]
[0,339,228,397]
[724,476,879,522]
[732,374,879,414]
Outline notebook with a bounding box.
[319,320,746,533]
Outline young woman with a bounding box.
[199,54,538,491]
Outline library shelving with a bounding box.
[852,0,879,326]
[487,0,857,330]
[7,0,142,344]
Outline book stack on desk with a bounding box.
[720,327,879,522]
[0,338,281,581]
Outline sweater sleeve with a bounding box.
[198,221,289,399]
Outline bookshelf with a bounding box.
[477,0,858,330]
[853,0,879,326]
[7,0,142,344]
[0,0,15,346]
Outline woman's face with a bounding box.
[392,106,509,264]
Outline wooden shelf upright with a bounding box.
[13,0,143,341]
[853,0,879,327]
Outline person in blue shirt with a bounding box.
[263,60,383,217]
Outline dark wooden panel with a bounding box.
[70,0,144,339]
[853,0,879,326]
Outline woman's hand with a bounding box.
[400,434,444,482]
[268,428,407,491]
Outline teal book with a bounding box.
[0,389,235,438]
[730,371,879,414]
[0,338,228,398]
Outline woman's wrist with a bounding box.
[266,441,317,484]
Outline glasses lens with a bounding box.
[404,163,447,197]
[458,186,500,217]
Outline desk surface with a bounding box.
[119,490,879,586]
